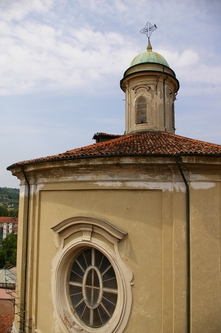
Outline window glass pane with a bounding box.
[103,276,117,289]
[81,306,90,325]
[93,308,102,327]
[98,304,110,323]
[72,261,84,276]
[99,256,110,274]
[102,297,115,315]
[84,249,92,267]
[103,266,115,280]
[75,300,86,317]
[93,269,99,287]
[70,270,83,283]
[77,252,87,271]
[103,292,118,305]
[95,249,103,268]
[70,292,83,305]
[69,285,81,296]
[136,97,147,124]
[86,268,92,285]
[86,286,92,304]
[92,288,99,305]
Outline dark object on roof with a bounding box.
[92,132,122,143]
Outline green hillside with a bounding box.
[0,187,19,217]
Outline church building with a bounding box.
[8,23,221,333]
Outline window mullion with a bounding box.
[89,308,93,326]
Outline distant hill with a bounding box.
[0,188,19,217]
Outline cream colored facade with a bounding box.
[120,63,179,134]
[8,41,221,333]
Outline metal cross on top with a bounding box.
[140,22,157,40]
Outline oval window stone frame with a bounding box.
[51,216,133,333]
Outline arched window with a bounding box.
[135,97,147,124]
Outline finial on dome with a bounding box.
[140,22,157,52]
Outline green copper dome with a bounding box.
[130,40,169,68]
[130,50,169,67]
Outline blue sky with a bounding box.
[1,0,221,188]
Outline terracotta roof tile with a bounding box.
[0,218,18,224]
[7,131,221,168]
[0,314,14,333]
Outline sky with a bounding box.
[1,0,221,188]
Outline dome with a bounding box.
[130,50,169,68]
[130,40,169,68]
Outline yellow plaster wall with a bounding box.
[13,174,221,333]
[36,189,163,332]
[32,186,188,333]
[190,183,221,333]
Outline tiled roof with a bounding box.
[0,217,18,224]
[0,314,14,333]
[8,131,221,168]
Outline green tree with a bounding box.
[0,205,8,216]
[8,209,18,217]
[0,232,17,268]
[0,249,6,268]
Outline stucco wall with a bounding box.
[11,158,221,333]
[190,182,221,333]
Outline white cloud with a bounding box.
[0,0,220,97]
[154,48,221,95]
[158,49,199,67]
[77,0,128,16]
[0,18,135,95]
[0,0,54,22]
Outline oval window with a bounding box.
[69,248,118,328]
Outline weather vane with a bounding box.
[140,22,157,41]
